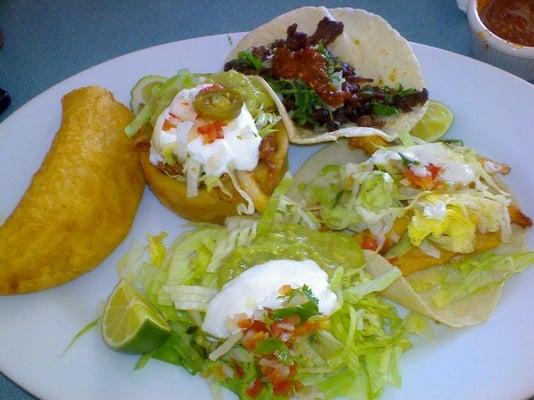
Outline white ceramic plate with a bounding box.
[1,33,533,400]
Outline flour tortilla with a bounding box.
[226,6,428,144]
[286,139,364,203]
[365,227,528,328]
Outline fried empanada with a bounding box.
[0,87,144,294]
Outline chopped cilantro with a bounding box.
[287,284,319,304]
[272,302,319,321]
[372,104,399,116]
[237,50,263,70]
[268,78,324,127]
[255,337,294,365]
[396,84,417,97]
[272,285,320,321]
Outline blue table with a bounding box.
[0,1,469,398]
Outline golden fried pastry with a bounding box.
[0,86,144,294]
[140,123,288,224]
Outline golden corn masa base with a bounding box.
[0,86,145,295]
[140,123,289,224]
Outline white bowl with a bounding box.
[462,0,534,81]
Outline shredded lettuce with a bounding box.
[408,193,511,254]
[164,285,217,311]
[398,131,415,146]
[408,204,476,254]
[384,233,412,259]
[104,176,425,400]
[255,109,281,138]
[402,313,433,341]
[125,69,202,137]
[427,251,534,307]
[299,141,516,260]
[359,171,397,211]
[343,269,401,302]
[300,164,402,241]
[207,217,258,273]
[147,232,168,266]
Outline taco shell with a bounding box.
[227,6,428,144]
[0,86,144,294]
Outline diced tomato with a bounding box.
[283,315,301,326]
[270,323,286,338]
[361,232,378,251]
[237,318,253,329]
[427,163,441,178]
[263,364,290,385]
[293,322,321,336]
[273,380,292,396]
[405,168,434,190]
[245,378,263,398]
[242,330,268,350]
[197,120,226,143]
[238,319,268,332]
[405,163,442,190]
[231,359,244,379]
[271,315,300,337]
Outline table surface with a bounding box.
[0,1,471,399]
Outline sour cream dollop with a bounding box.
[202,259,338,338]
[370,143,476,186]
[149,83,261,177]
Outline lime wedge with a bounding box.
[410,100,454,142]
[130,75,167,116]
[102,280,171,354]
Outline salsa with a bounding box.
[272,46,348,107]
[478,0,534,47]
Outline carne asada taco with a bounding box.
[290,139,533,327]
[225,7,428,144]
[125,70,289,224]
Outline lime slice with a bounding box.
[130,75,167,116]
[102,280,171,354]
[410,100,454,142]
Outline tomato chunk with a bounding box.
[361,232,378,251]
[197,120,226,143]
[245,379,263,398]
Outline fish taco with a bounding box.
[290,139,533,327]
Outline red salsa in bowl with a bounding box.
[478,0,534,47]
